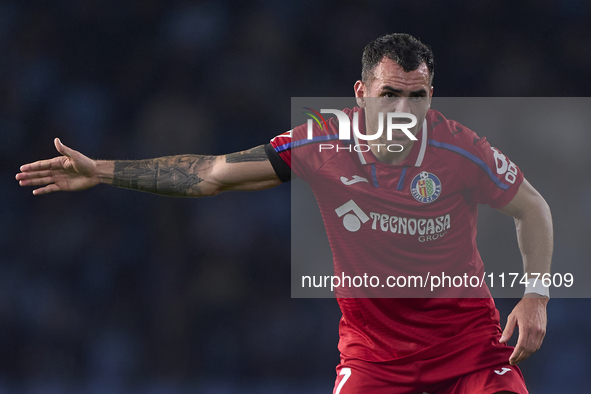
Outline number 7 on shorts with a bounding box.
[334,367,351,394]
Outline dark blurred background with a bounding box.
[1,0,590,393]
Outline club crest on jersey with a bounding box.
[410,172,442,203]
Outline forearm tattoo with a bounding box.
[113,155,214,196]
[225,145,267,163]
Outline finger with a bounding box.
[500,315,516,344]
[16,170,53,181]
[20,159,55,172]
[509,342,524,365]
[509,347,519,365]
[55,138,76,158]
[32,184,61,195]
[510,345,531,365]
[510,326,534,365]
[19,176,55,187]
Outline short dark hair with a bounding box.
[361,33,435,85]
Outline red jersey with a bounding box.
[266,107,524,362]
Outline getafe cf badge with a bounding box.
[410,171,442,203]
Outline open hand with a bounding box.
[16,138,99,195]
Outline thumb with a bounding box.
[54,138,75,158]
[500,315,517,344]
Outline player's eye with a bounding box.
[410,96,424,102]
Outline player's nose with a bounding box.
[392,97,412,124]
[393,98,412,119]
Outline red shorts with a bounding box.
[333,334,528,394]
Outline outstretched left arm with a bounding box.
[496,178,553,365]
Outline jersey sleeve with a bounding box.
[440,117,524,208]
[470,136,524,208]
[267,114,342,183]
[264,143,290,182]
[428,111,524,209]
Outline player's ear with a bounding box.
[354,80,366,107]
[425,85,434,109]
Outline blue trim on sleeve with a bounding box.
[428,139,509,190]
[274,142,291,152]
[274,134,340,153]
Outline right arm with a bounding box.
[16,138,283,197]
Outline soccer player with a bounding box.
[16,33,552,394]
